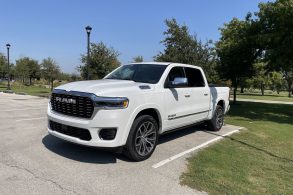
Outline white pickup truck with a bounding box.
[47,62,230,161]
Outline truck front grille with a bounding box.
[49,120,92,141]
[51,92,94,118]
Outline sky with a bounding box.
[0,0,266,73]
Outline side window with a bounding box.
[164,67,185,88]
[184,67,205,87]
[167,67,185,82]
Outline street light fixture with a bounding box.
[85,25,92,80]
[6,43,11,90]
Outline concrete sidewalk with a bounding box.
[235,98,293,105]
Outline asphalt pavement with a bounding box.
[0,93,242,195]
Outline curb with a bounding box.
[1,90,27,95]
[0,90,49,99]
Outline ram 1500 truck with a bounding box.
[47,62,230,161]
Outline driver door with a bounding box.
[163,66,192,131]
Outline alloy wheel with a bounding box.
[216,108,224,129]
[134,121,157,156]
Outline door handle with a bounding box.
[185,95,190,98]
[204,93,208,96]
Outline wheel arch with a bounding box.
[217,99,225,109]
[121,104,163,146]
[134,108,162,132]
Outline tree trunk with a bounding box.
[287,78,292,97]
[283,71,292,98]
[29,77,32,85]
[233,88,237,104]
[240,85,244,93]
[232,77,238,104]
[261,83,264,96]
[288,81,292,98]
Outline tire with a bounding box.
[124,115,159,161]
[207,105,224,131]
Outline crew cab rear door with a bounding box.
[184,67,210,120]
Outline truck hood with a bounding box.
[55,79,154,96]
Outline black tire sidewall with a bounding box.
[125,115,159,161]
[208,105,224,131]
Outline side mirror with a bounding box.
[168,77,188,88]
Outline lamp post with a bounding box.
[85,25,92,80]
[6,43,11,90]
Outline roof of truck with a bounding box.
[128,62,201,69]
[128,62,171,66]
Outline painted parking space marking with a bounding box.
[0,108,45,112]
[16,117,47,122]
[152,127,243,169]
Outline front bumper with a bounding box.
[47,104,131,148]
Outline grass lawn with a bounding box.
[236,90,293,102]
[181,102,293,195]
[0,82,51,97]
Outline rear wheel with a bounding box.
[207,105,224,131]
[124,115,158,161]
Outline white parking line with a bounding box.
[152,127,243,169]
[0,108,45,112]
[16,117,47,122]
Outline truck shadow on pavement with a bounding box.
[158,124,205,145]
[42,135,122,164]
[42,125,205,164]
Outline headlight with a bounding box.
[92,96,129,109]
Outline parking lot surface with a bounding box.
[0,93,241,195]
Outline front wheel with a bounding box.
[207,105,224,131]
[124,115,159,161]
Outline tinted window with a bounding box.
[184,67,205,87]
[167,67,185,82]
[105,64,167,84]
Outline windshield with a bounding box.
[105,64,167,84]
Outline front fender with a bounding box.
[120,103,163,145]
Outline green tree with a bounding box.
[243,78,254,92]
[41,57,60,91]
[58,72,80,82]
[239,77,251,93]
[70,73,81,82]
[9,64,15,81]
[79,42,120,79]
[0,53,7,79]
[155,18,219,83]
[132,56,143,63]
[27,59,40,85]
[256,0,293,97]
[15,57,40,85]
[216,18,260,103]
[269,71,284,94]
[15,57,29,83]
[58,72,71,81]
[251,62,270,96]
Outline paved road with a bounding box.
[0,93,242,195]
[234,98,293,105]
